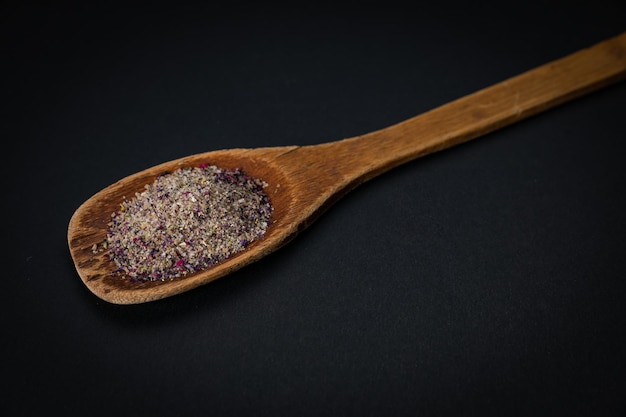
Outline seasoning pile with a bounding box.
[102,164,272,281]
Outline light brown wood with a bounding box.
[68,32,626,304]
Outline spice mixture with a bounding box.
[101,164,272,282]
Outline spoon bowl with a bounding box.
[69,32,626,304]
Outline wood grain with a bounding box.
[68,32,626,304]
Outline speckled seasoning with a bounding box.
[101,164,272,282]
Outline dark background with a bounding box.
[4,2,626,416]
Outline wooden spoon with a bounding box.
[68,32,626,304]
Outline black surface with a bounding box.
[4,2,626,416]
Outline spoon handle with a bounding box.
[302,32,626,184]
